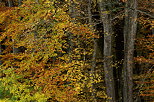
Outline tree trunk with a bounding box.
[68,0,76,62]
[98,0,116,101]
[87,0,97,101]
[8,0,13,7]
[35,0,39,3]
[18,0,22,6]
[123,0,137,102]
[7,0,18,54]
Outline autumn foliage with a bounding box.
[134,34,154,100]
[0,0,101,101]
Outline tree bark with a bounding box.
[8,0,13,7]
[67,0,76,62]
[35,0,39,3]
[152,21,154,35]
[18,0,22,6]
[7,0,19,54]
[87,0,97,101]
[98,0,116,101]
[123,0,137,102]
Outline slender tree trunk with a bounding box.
[68,0,75,62]
[7,0,18,54]
[87,0,97,101]
[12,39,19,54]
[98,0,116,101]
[69,0,76,18]
[123,0,137,102]
[18,0,22,6]
[8,0,13,7]
[35,0,39,3]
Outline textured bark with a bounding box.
[18,0,22,6]
[7,0,18,54]
[123,0,137,102]
[98,0,116,101]
[69,0,75,18]
[87,0,97,101]
[8,0,13,7]
[67,0,75,62]
[35,0,39,3]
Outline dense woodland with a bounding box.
[0,0,153,102]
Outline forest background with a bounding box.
[0,0,153,102]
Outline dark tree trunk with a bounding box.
[98,0,116,101]
[8,0,13,7]
[87,0,97,101]
[18,0,22,6]
[123,0,137,102]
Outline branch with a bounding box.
[137,9,154,18]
